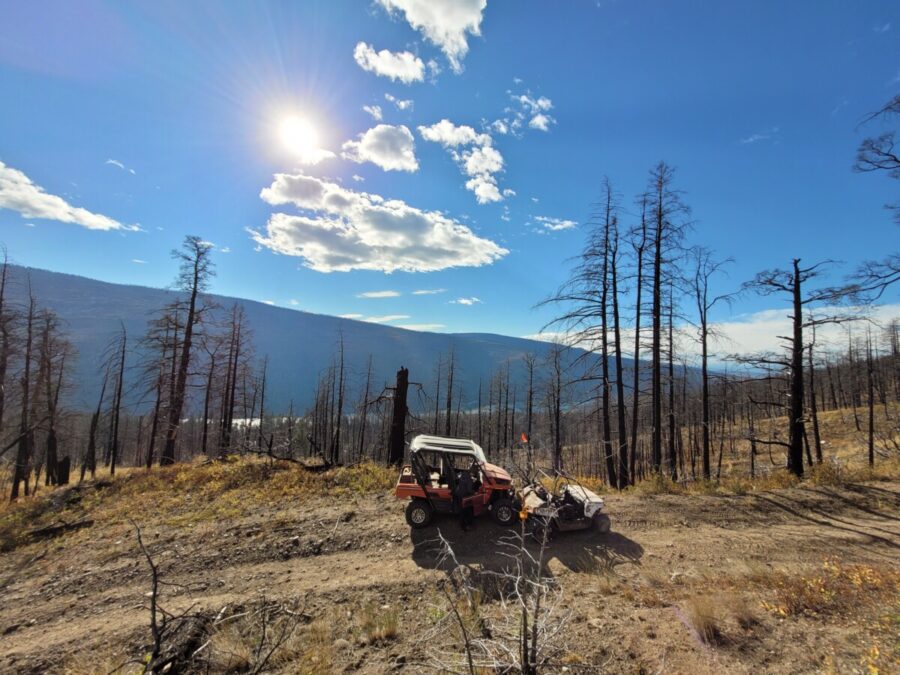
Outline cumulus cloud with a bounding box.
[358,290,401,298]
[342,124,419,172]
[412,288,446,295]
[353,42,425,83]
[253,172,508,273]
[419,119,489,147]
[352,174,365,182]
[0,161,138,232]
[418,119,505,204]
[495,90,556,135]
[451,296,481,305]
[363,104,383,121]
[377,0,486,73]
[535,215,577,231]
[529,113,552,131]
[385,93,414,111]
[105,158,135,175]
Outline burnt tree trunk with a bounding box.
[388,367,410,466]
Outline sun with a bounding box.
[279,115,319,157]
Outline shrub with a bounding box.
[763,559,900,618]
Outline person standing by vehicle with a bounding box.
[454,467,475,531]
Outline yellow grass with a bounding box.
[0,457,396,551]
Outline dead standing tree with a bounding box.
[689,246,735,480]
[849,94,900,299]
[10,292,36,499]
[647,162,689,474]
[384,366,411,466]
[741,259,850,477]
[161,236,214,466]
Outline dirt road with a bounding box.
[1,481,897,673]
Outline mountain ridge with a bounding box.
[4,264,611,412]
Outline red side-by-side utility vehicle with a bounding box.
[394,435,519,529]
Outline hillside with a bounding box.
[0,459,897,674]
[4,265,612,412]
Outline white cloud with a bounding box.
[342,124,418,172]
[419,119,490,147]
[0,161,139,232]
[516,94,553,112]
[496,90,557,136]
[491,119,508,135]
[289,299,300,306]
[418,120,504,204]
[412,288,446,295]
[105,158,135,175]
[398,323,446,331]
[529,113,552,131]
[364,314,410,323]
[253,172,508,273]
[339,313,364,319]
[263,300,275,306]
[358,290,401,298]
[740,126,780,144]
[451,296,481,305]
[352,174,365,182]
[219,246,231,254]
[535,215,577,231]
[701,304,900,359]
[24,222,35,228]
[521,331,577,346]
[132,258,147,264]
[377,0,486,73]
[385,93,414,111]
[502,188,516,197]
[353,42,424,83]
[363,104,383,121]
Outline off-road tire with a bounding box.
[405,499,433,529]
[491,498,517,526]
[592,513,611,534]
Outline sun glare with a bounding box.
[280,115,319,157]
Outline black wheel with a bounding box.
[592,513,611,534]
[405,499,433,529]
[491,498,517,526]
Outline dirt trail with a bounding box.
[1,482,898,673]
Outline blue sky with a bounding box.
[1,0,898,348]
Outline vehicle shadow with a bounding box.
[409,515,644,577]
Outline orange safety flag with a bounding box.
[520,432,529,443]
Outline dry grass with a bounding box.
[0,457,396,551]
[683,596,723,645]
[61,644,143,674]
[356,603,399,644]
[723,592,759,629]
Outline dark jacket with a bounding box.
[454,470,474,499]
